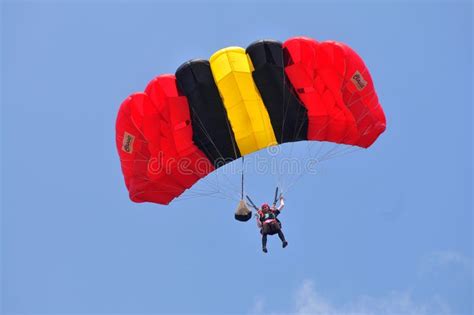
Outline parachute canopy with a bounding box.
[115,36,386,204]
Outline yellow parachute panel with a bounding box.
[209,47,277,155]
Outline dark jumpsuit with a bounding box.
[259,209,286,249]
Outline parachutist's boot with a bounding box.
[282,241,288,248]
[262,247,268,253]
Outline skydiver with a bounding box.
[256,195,288,253]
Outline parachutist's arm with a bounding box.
[255,211,263,228]
[277,197,285,211]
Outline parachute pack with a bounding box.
[115,37,386,205]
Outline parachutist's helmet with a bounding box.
[261,203,270,211]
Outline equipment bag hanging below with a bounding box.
[235,200,252,222]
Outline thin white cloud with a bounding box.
[249,279,451,315]
[294,280,333,314]
[293,279,451,315]
[249,251,471,314]
[250,296,265,314]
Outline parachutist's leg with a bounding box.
[277,229,288,248]
[262,233,268,253]
[261,225,268,253]
[277,229,286,242]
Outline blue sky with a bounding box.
[1,1,472,314]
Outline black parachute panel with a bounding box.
[246,40,308,143]
[176,60,241,167]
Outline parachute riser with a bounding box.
[273,187,279,206]
[245,195,259,211]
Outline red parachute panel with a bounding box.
[335,42,386,147]
[116,75,214,205]
[144,75,214,190]
[115,93,181,204]
[283,37,386,148]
